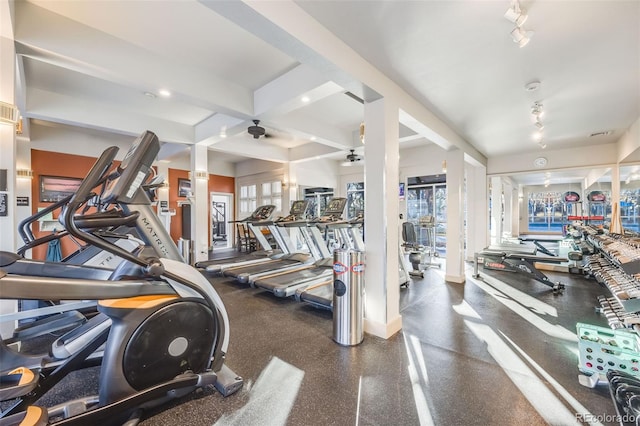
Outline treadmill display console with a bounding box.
[289,200,309,215]
[323,197,347,215]
[316,197,347,222]
[277,200,310,223]
[251,205,276,220]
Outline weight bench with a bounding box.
[473,244,568,293]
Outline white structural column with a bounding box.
[154,162,172,232]
[465,163,488,261]
[285,162,298,209]
[363,97,402,339]
[490,176,503,245]
[510,185,519,237]
[611,164,621,221]
[190,144,209,264]
[502,180,513,237]
[0,12,17,338]
[444,149,465,283]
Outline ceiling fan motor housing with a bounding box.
[248,120,266,139]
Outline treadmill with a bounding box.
[195,204,278,273]
[295,210,364,310]
[252,198,348,298]
[221,201,323,285]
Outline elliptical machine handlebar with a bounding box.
[60,146,152,272]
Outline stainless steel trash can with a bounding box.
[333,249,365,346]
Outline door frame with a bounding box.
[210,192,234,250]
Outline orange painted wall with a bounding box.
[167,168,235,244]
[26,152,235,259]
[29,149,121,260]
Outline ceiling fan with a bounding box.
[247,119,272,139]
[341,149,364,167]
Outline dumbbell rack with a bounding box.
[579,231,640,426]
[587,234,640,315]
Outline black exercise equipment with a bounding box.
[0,131,242,425]
[473,244,567,293]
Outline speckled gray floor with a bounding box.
[28,256,618,425]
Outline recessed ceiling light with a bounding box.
[524,80,541,92]
[301,96,310,103]
[589,130,614,137]
[310,136,317,141]
[158,89,171,98]
[143,91,156,98]
[532,131,543,141]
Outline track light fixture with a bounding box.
[531,102,544,119]
[510,27,533,47]
[505,0,533,47]
[504,0,528,26]
[530,102,546,148]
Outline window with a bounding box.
[261,181,282,212]
[346,182,364,219]
[527,191,563,232]
[239,184,256,216]
[303,187,334,217]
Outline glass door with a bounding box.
[527,191,563,233]
[407,175,447,256]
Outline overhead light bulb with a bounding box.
[158,89,171,98]
[533,131,544,141]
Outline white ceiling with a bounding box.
[9,0,640,184]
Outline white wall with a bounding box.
[208,156,234,177]
[28,122,136,161]
[618,116,640,163]
[235,158,282,177]
[292,157,338,191]
[488,143,618,175]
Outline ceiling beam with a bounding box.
[254,63,344,117]
[209,136,289,163]
[26,88,194,143]
[208,0,486,165]
[15,2,254,118]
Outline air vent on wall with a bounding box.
[0,101,18,124]
[590,130,614,137]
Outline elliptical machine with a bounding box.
[0,131,243,425]
[401,216,440,279]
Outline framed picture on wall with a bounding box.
[39,175,83,203]
[178,178,191,197]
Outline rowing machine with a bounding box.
[473,246,567,293]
